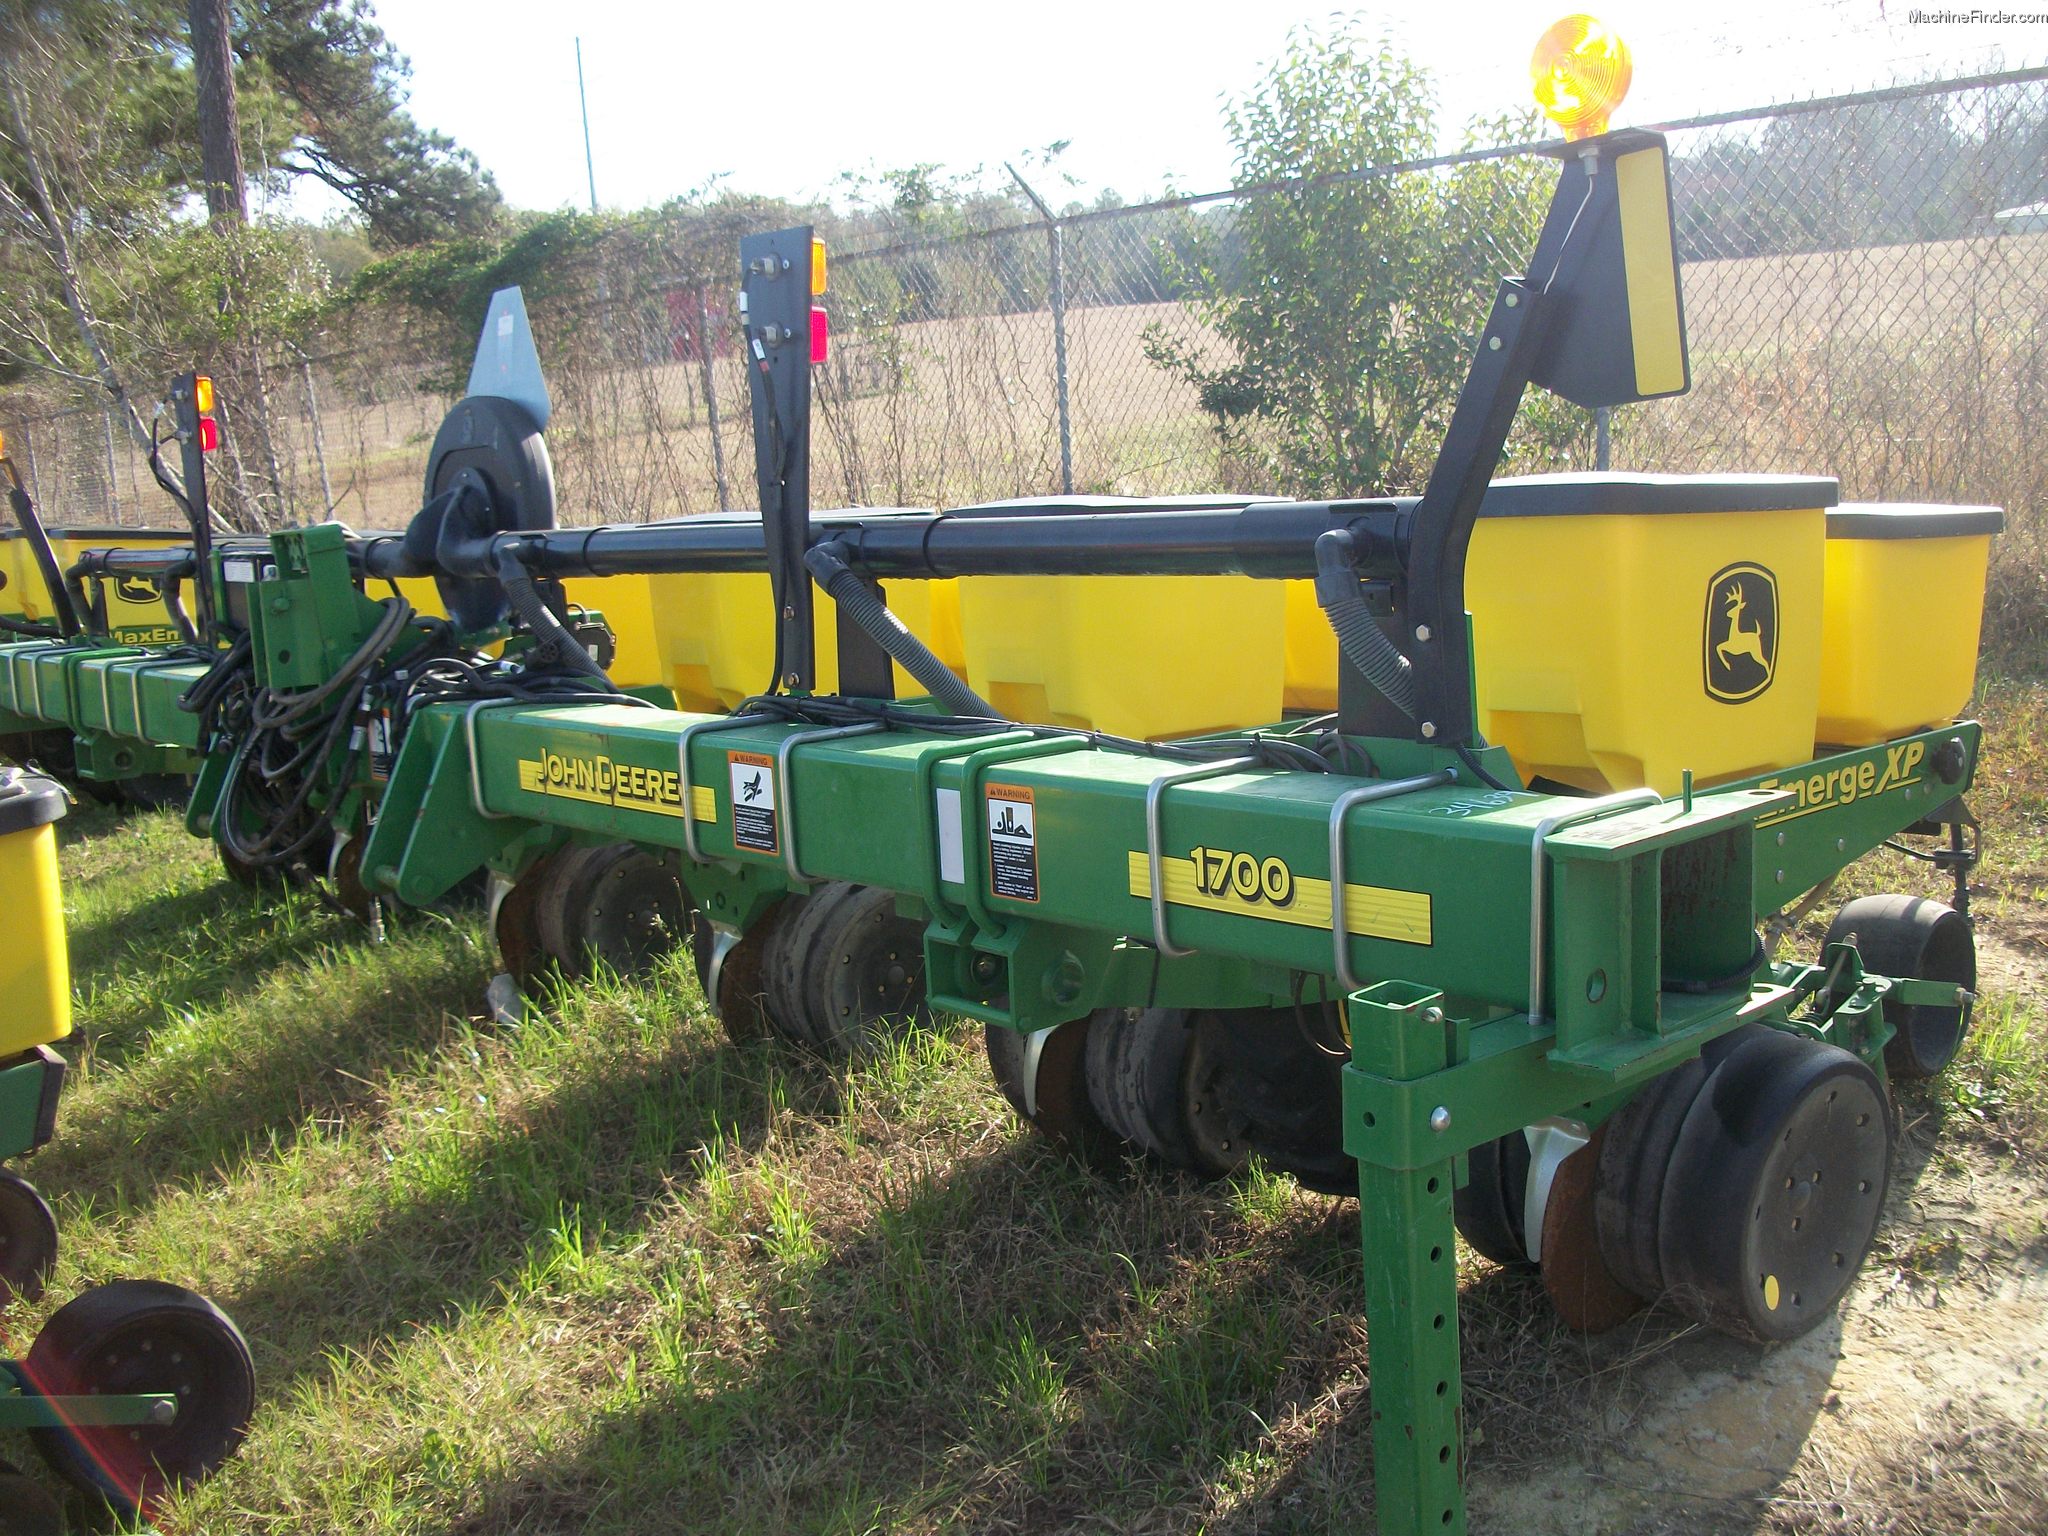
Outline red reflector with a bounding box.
[197,417,220,453]
[809,304,829,365]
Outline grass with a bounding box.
[1,676,2044,1535]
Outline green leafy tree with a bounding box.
[1147,27,1585,499]
[237,0,501,248]
[0,1,499,523]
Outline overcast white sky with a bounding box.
[263,0,2047,222]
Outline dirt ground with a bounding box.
[1459,928,2048,1536]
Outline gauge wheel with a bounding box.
[1084,1007,1229,1176]
[27,1280,255,1514]
[1455,1130,1534,1270]
[1658,1030,1893,1342]
[1594,1023,1768,1302]
[532,843,607,976]
[761,884,861,1053]
[798,885,931,1061]
[563,843,691,980]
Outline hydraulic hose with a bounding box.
[1313,528,1415,721]
[493,543,612,684]
[6,469,80,638]
[251,596,412,729]
[180,632,253,720]
[161,577,199,646]
[804,540,999,718]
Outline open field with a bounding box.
[0,675,2041,1535]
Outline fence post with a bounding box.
[300,354,335,514]
[248,349,287,522]
[1049,221,1074,494]
[1007,165,1075,495]
[102,407,120,520]
[697,286,730,512]
[20,422,41,512]
[127,424,146,523]
[1595,406,1611,471]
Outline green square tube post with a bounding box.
[1349,979,1466,1535]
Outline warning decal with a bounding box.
[728,750,778,853]
[986,784,1039,903]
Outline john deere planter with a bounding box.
[0,21,2005,1533]
[0,767,254,1527]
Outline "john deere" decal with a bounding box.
[1704,561,1778,703]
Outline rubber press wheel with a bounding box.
[1657,1030,1893,1342]
[0,1460,64,1536]
[1823,895,1976,1080]
[26,1280,255,1514]
[798,884,932,1060]
[986,1016,1118,1165]
[0,1170,58,1306]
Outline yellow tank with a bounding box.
[0,769,71,1054]
[1816,504,2001,747]
[958,573,1284,740]
[561,576,662,689]
[649,570,962,712]
[1466,476,1831,793]
[2,527,192,644]
[1286,475,1833,793]
[1281,579,1342,714]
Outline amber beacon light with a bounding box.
[1531,15,1633,140]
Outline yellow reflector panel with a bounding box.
[1615,143,1686,397]
[194,375,217,415]
[810,237,828,296]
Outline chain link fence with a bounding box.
[5,68,2042,625]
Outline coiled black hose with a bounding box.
[1312,529,1415,721]
[494,544,612,684]
[804,541,998,718]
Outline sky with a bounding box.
[264,0,2048,223]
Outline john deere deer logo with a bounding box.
[1703,562,1778,703]
[114,574,161,604]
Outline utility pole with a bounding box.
[576,38,598,214]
